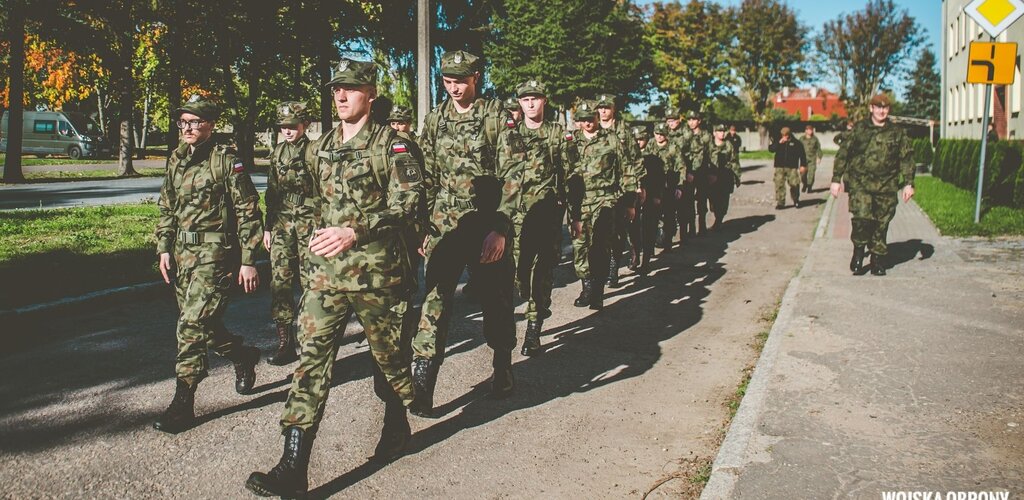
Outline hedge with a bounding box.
[932,138,1024,209]
[912,138,933,168]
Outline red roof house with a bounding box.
[771,87,848,120]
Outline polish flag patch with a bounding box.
[564,133,574,142]
[232,161,245,173]
[392,142,408,154]
[506,118,516,128]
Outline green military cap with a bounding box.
[276,101,309,126]
[516,79,546,98]
[575,100,597,120]
[713,123,728,132]
[174,94,221,121]
[664,106,680,119]
[595,93,616,108]
[654,123,670,135]
[440,50,481,77]
[503,96,521,111]
[324,58,376,88]
[686,110,702,120]
[869,93,891,107]
[388,105,412,123]
[631,126,649,140]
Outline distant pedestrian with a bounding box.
[768,126,806,209]
[799,124,823,193]
[726,124,742,153]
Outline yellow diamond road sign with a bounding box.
[965,0,1024,37]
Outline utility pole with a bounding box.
[416,0,431,133]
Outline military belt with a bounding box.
[177,230,230,245]
[317,149,364,163]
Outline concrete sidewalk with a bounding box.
[703,191,1024,499]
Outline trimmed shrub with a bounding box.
[912,138,933,169]
[932,138,1024,209]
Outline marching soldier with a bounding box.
[263,101,317,366]
[799,124,823,193]
[246,58,425,497]
[661,107,691,249]
[411,50,517,418]
[707,123,742,229]
[153,96,263,434]
[595,93,643,285]
[726,124,742,153]
[635,126,666,275]
[497,79,566,356]
[830,93,915,276]
[768,126,806,209]
[648,122,686,256]
[684,110,712,235]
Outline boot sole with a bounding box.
[267,355,299,366]
[152,421,193,434]
[245,473,306,499]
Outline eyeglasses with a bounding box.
[176,119,208,130]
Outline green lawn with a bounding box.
[740,149,837,160]
[0,153,112,166]
[915,176,1024,237]
[21,168,165,182]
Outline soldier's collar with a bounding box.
[334,120,372,149]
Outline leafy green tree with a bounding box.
[646,0,735,112]
[903,47,939,120]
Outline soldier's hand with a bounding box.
[159,252,173,284]
[901,185,915,202]
[830,182,844,198]
[310,226,357,258]
[626,207,636,223]
[480,231,506,264]
[638,188,647,205]
[571,220,583,239]
[675,189,683,200]
[238,265,259,293]
[263,231,272,251]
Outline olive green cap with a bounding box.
[276,101,310,126]
[516,79,547,98]
[631,126,649,140]
[575,100,598,120]
[664,106,680,119]
[388,106,412,123]
[503,96,521,111]
[654,123,670,135]
[713,123,728,132]
[174,94,221,121]
[324,58,376,88]
[595,93,616,108]
[440,50,481,77]
[686,110,702,120]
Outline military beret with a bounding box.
[503,96,521,111]
[869,93,891,107]
[276,101,310,126]
[516,79,546,98]
[174,94,221,121]
[595,93,616,108]
[325,58,376,88]
[686,110,702,120]
[713,123,728,132]
[575,100,597,120]
[654,123,670,135]
[631,126,649,140]
[441,50,481,77]
[664,106,680,119]
[388,106,412,123]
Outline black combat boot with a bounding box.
[490,350,515,399]
[850,245,867,275]
[589,280,605,311]
[792,187,802,208]
[869,253,886,276]
[233,345,260,395]
[638,255,651,276]
[268,323,299,366]
[573,279,592,307]
[697,215,708,236]
[246,426,314,499]
[153,378,197,434]
[628,248,640,272]
[607,257,621,288]
[521,320,543,356]
[409,357,439,418]
[371,403,411,463]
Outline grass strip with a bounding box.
[914,176,1024,237]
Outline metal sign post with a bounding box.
[965,40,1017,223]
[976,84,992,224]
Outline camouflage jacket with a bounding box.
[605,119,646,190]
[565,128,636,222]
[643,140,685,189]
[420,97,511,237]
[686,128,713,174]
[265,136,317,229]
[667,126,692,169]
[708,140,741,186]
[303,121,424,291]
[496,120,567,222]
[156,140,263,266]
[832,120,915,194]
[799,134,823,163]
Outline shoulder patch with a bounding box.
[565,133,574,142]
[232,159,245,173]
[506,118,516,129]
[392,142,409,154]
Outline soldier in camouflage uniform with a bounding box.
[684,110,714,235]
[726,124,742,153]
[661,107,692,249]
[410,50,516,418]
[834,120,855,147]
[504,96,523,124]
[497,79,566,357]
[648,123,686,256]
[246,58,425,498]
[799,124,823,193]
[388,105,415,140]
[263,101,317,366]
[596,93,644,282]
[831,93,915,276]
[707,123,742,229]
[634,126,665,275]
[152,96,263,435]
[768,126,806,209]
[567,100,637,309]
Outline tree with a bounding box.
[646,0,735,112]
[902,47,939,120]
[732,0,808,147]
[814,0,922,112]
[2,0,26,183]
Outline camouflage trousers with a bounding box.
[662,183,695,243]
[414,211,517,362]
[172,244,248,385]
[512,199,562,321]
[802,161,818,189]
[773,167,801,205]
[848,190,899,256]
[639,198,661,261]
[613,196,641,263]
[571,203,614,282]
[708,174,735,224]
[269,215,316,325]
[280,286,413,431]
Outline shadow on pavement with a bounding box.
[886,239,935,269]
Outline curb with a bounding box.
[700,194,835,499]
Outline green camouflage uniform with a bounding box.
[769,134,806,206]
[686,126,713,232]
[595,94,644,269]
[832,120,914,256]
[706,136,741,224]
[278,117,424,430]
[265,135,318,326]
[156,140,264,385]
[663,123,693,243]
[799,133,823,190]
[497,118,566,322]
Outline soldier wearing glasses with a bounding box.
[152,95,264,434]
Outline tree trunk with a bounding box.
[165,0,183,154]
[137,83,151,159]
[757,122,769,150]
[116,12,137,176]
[317,47,333,133]
[95,84,106,135]
[3,0,26,183]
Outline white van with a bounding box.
[1,110,111,159]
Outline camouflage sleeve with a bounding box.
[155,164,178,255]
[563,134,583,222]
[420,110,440,222]
[264,143,283,230]
[664,149,681,189]
[305,135,325,199]
[728,146,741,184]
[899,131,915,187]
[832,132,854,183]
[495,128,519,216]
[227,155,264,266]
[815,137,824,161]
[627,134,645,186]
[797,141,807,168]
[357,136,425,244]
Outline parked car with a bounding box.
[1,110,111,159]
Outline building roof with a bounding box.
[771,87,848,120]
